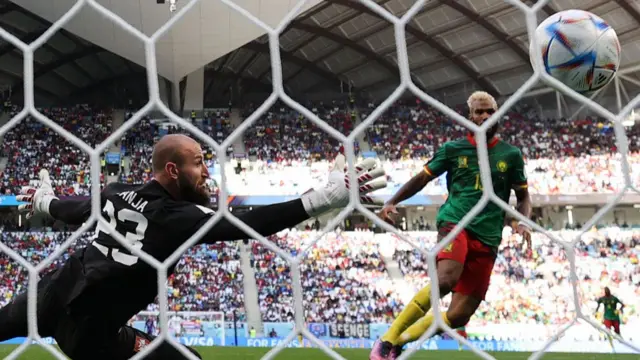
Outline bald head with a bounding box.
[152,134,200,174]
[151,134,211,204]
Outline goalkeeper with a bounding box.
[370,92,532,359]
[0,134,387,360]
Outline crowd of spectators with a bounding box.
[0,225,637,328]
[214,100,640,196]
[2,100,637,198]
[220,153,640,196]
[0,100,638,333]
[0,231,245,322]
[0,105,111,196]
[248,226,639,326]
[242,101,358,161]
[362,100,640,160]
[251,230,396,323]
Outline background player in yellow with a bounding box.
[370,91,532,360]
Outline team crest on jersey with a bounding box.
[497,160,508,172]
[457,156,468,168]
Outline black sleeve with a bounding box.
[197,199,310,244]
[49,198,92,225]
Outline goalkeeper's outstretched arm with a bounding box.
[198,154,387,243]
[22,155,387,243]
[48,196,310,242]
[49,197,92,224]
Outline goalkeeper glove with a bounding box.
[17,169,58,219]
[301,154,386,217]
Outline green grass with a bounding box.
[0,346,636,359]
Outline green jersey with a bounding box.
[598,295,622,320]
[424,135,528,248]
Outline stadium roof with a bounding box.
[0,0,148,105]
[210,0,640,105]
[0,0,639,107]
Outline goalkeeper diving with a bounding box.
[0,134,387,360]
[370,91,532,359]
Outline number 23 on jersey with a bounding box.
[95,200,149,266]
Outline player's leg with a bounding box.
[394,292,480,348]
[613,320,621,336]
[56,323,203,360]
[392,237,495,349]
[113,325,203,360]
[456,327,468,351]
[371,223,467,359]
[601,319,615,349]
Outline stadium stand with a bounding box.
[242,101,358,161]
[0,227,637,328]
[1,105,111,196]
[1,0,640,357]
[0,231,246,322]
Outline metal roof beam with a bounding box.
[0,17,97,83]
[0,68,61,102]
[292,22,397,75]
[0,29,41,58]
[614,0,640,25]
[204,70,272,94]
[328,0,499,95]
[12,47,103,96]
[243,41,345,89]
[282,0,396,84]
[443,1,528,62]
[204,53,234,99]
[66,70,146,100]
[8,2,112,78]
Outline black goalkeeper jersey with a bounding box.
[47,180,309,327]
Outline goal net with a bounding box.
[133,311,225,347]
[1,0,638,359]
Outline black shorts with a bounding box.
[0,261,202,360]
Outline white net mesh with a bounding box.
[0,0,637,359]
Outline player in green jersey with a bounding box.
[596,287,624,336]
[370,91,532,360]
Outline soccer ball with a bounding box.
[530,9,621,94]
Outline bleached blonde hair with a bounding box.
[467,91,497,110]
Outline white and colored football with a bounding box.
[530,9,621,94]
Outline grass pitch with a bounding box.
[0,346,636,359]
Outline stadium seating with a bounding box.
[0,231,246,322]
[251,230,398,323]
[1,105,111,196]
[4,101,638,197]
[0,228,636,326]
[361,101,640,159]
[242,101,358,161]
[0,101,638,331]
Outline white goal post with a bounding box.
[0,0,638,359]
[134,311,225,347]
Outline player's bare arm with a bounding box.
[514,185,532,247]
[379,162,437,225]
